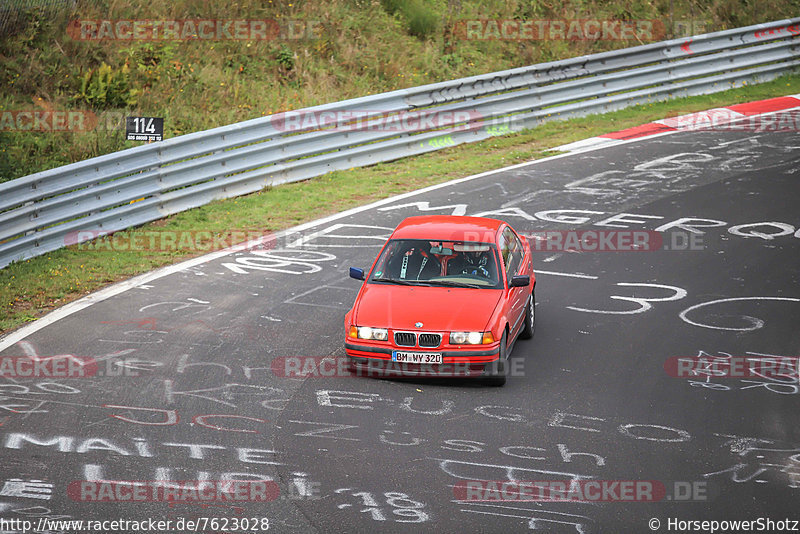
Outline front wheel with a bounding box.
[485,330,507,387]
[520,289,535,340]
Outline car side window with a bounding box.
[501,227,525,279]
[511,231,523,273]
[498,229,510,268]
[498,227,516,277]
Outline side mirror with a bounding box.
[509,275,530,287]
[349,267,365,281]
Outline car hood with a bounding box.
[353,283,502,332]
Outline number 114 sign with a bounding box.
[126,116,164,142]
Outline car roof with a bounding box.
[389,215,506,242]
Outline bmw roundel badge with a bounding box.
[415,322,423,328]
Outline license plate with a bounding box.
[392,351,443,364]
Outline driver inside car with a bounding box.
[447,249,492,279]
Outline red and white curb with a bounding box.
[556,94,800,153]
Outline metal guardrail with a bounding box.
[1,18,798,269]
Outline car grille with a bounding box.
[418,333,441,348]
[394,332,417,347]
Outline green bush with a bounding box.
[405,1,439,39]
[75,63,138,108]
[276,46,295,71]
[381,0,440,40]
[380,0,404,16]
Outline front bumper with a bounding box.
[344,341,501,378]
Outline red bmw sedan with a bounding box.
[344,215,535,386]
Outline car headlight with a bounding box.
[353,326,389,341]
[450,331,490,345]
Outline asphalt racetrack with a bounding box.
[0,122,798,532]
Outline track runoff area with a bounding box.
[0,97,798,533]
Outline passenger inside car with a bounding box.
[384,243,441,280]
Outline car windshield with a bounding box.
[369,239,502,289]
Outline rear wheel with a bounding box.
[520,289,535,340]
[485,330,507,387]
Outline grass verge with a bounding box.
[3,0,798,181]
[2,72,799,335]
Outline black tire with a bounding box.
[485,330,508,387]
[520,289,535,340]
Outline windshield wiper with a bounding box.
[426,280,485,289]
[371,278,431,286]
